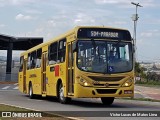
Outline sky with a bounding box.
[0,0,160,62]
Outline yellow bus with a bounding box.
[18,26,134,105]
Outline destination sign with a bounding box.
[90,31,119,38]
[77,28,132,41]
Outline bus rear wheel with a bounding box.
[58,83,71,104]
[101,97,114,105]
[29,83,35,99]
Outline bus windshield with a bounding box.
[77,40,133,74]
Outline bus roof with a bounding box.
[20,26,130,56]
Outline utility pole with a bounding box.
[131,2,142,61]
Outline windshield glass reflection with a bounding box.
[77,40,133,73]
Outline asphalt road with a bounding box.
[0,85,160,120]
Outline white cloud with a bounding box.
[73,13,95,25]
[15,14,34,21]
[114,21,127,25]
[8,0,36,6]
[94,0,157,8]
[141,32,153,37]
[25,9,42,14]
[141,30,160,38]
[95,0,130,5]
[74,19,82,24]
[141,0,157,7]
[47,20,56,27]
[0,24,6,27]
[0,0,40,7]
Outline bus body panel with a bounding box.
[18,71,23,92]
[34,67,42,94]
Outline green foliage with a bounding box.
[135,62,160,86]
[135,62,146,77]
[136,79,160,86]
[135,62,141,73]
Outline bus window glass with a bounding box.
[107,42,132,73]
[19,56,24,72]
[27,54,31,69]
[58,39,66,63]
[36,48,42,68]
[49,42,58,64]
[30,51,36,69]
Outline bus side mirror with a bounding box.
[132,44,135,53]
[132,38,135,53]
[72,42,77,52]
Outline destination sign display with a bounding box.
[77,28,131,41]
[90,31,119,38]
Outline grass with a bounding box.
[121,97,160,102]
[0,104,71,120]
[0,104,29,111]
[135,80,160,88]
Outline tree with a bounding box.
[135,62,141,76]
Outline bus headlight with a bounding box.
[124,82,129,86]
[84,82,88,86]
[122,79,133,87]
[79,77,92,87]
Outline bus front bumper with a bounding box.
[74,84,134,98]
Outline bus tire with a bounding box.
[58,83,71,104]
[29,83,35,99]
[101,97,114,105]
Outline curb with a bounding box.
[0,81,17,84]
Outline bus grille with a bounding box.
[96,89,117,94]
[94,84,119,87]
[89,76,124,82]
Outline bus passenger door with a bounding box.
[19,56,27,93]
[23,59,27,92]
[67,42,75,94]
[42,52,47,94]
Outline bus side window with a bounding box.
[27,54,31,70]
[19,56,24,72]
[30,51,36,69]
[49,42,58,65]
[36,48,42,68]
[58,39,66,63]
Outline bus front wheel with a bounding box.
[101,97,114,105]
[58,83,71,104]
[29,83,35,99]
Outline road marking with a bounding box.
[13,86,18,89]
[14,83,18,85]
[144,96,153,99]
[134,91,141,94]
[1,86,10,90]
[67,117,84,120]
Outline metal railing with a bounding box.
[0,61,19,82]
